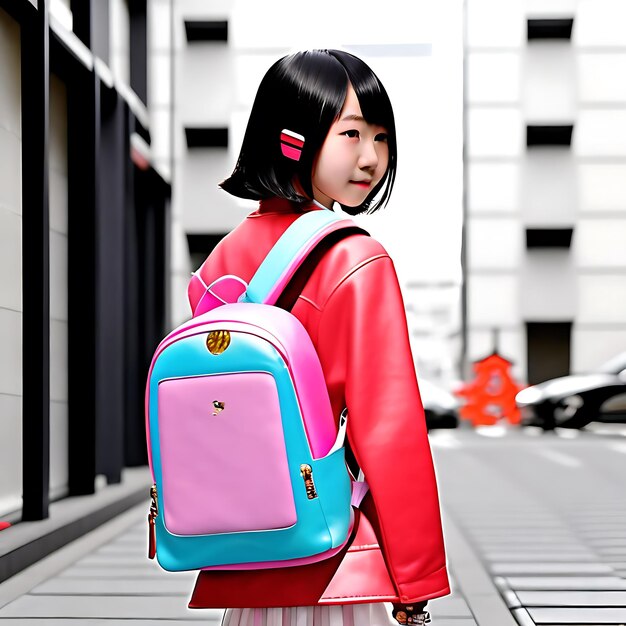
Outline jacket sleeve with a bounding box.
[316,255,449,603]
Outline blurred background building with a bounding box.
[0,0,169,580]
[465,0,626,383]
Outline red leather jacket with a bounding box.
[188,197,450,607]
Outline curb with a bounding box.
[443,512,520,626]
[0,467,151,585]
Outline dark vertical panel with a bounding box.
[21,0,50,521]
[153,182,167,342]
[129,0,147,106]
[526,322,572,385]
[0,0,36,23]
[95,86,126,483]
[124,115,169,467]
[123,123,144,467]
[67,68,99,496]
[70,0,91,47]
[139,173,157,363]
[136,169,168,361]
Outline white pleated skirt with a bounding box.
[222,603,396,626]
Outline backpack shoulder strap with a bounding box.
[240,210,367,306]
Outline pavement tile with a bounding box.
[73,555,157,567]
[511,607,536,626]
[462,516,556,524]
[426,596,473,618]
[588,534,626,546]
[576,529,626,535]
[483,552,594,562]
[596,546,626,555]
[528,607,626,623]
[490,563,614,575]
[488,544,585,554]
[481,535,583,549]
[0,595,221,620]
[30,577,193,595]
[504,576,626,590]
[0,622,212,625]
[469,530,575,539]
[463,522,565,530]
[567,509,626,514]
[94,545,148,556]
[517,590,626,606]
[599,556,626,565]
[58,566,197,581]
[575,521,624,532]
[425,621,476,626]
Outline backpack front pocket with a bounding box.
[157,372,297,536]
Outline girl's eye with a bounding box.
[375,133,389,142]
[342,129,360,138]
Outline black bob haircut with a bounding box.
[220,49,397,215]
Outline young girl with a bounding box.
[187,49,450,626]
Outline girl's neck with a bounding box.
[312,198,333,211]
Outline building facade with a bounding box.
[0,0,169,553]
[465,0,626,383]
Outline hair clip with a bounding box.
[280,129,305,161]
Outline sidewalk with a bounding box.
[0,501,512,625]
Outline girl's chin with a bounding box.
[339,195,368,208]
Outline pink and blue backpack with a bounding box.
[145,210,369,572]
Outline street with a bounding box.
[1,424,626,625]
[432,423,626,625]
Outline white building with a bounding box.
[465,0,626,383]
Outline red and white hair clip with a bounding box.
[280,129,305,161]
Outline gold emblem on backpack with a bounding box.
[206,330,230,354]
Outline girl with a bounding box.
[187,49,450,626]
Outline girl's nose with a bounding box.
[358,140,379,170]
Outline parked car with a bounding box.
[419,379,460,430]
[516,352,626,430]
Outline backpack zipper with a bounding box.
[300,464,318,499]
[148,484,158,559]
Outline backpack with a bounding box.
[145,209,370,572]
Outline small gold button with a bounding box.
[206,330,230,355]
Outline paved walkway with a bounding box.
[432,425,626,626]
[0,501,495,625]
[10,425,625,625]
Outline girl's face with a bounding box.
[311,84,389,209]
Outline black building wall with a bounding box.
[0,0,169,522]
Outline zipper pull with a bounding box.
[300,464,318,500]
[148,515,156,560]
[148,484,158,560]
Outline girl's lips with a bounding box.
[350,181,371,188]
